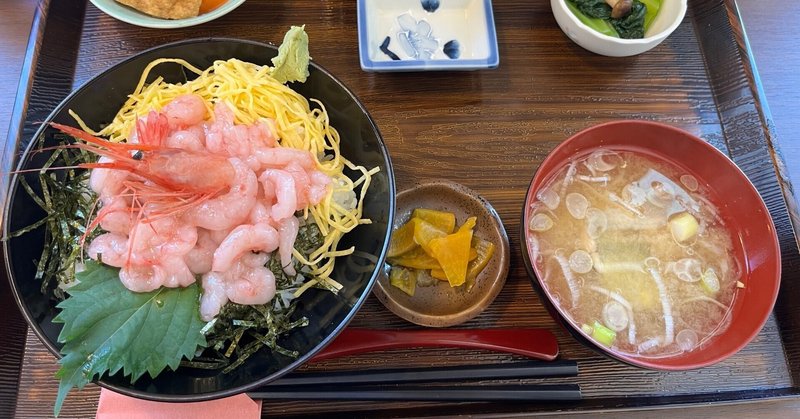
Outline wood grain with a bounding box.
[0,0,38,139]
[0,1,39,417]
[737,0,800,229]
[3,0,800,417]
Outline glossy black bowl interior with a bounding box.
[2,39,395,401]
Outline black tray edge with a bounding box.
[3,0,800,416]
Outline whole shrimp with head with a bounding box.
[51,94,333,320]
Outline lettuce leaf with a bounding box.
[52,261,206,416]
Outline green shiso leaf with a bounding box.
[52,261,206,416]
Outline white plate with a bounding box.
[357,0,500,71]
[89,0,246,29]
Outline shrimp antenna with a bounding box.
[11,165,86,174]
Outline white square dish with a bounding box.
[357,0,500,71]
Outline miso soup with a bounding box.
[527,148,742,358]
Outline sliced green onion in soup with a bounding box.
[591,321,617,347]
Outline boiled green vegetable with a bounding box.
[611,1,647,39]
[566,0,660,39]
[566,1,618,37]
[640,0,662,28]
[572,0,612,19]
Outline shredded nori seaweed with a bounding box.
[182,222,322,372]
[5,133,99,300]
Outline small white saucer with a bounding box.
[357,0,500,72]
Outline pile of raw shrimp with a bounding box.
[82,94,331,321]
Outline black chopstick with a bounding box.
[267,361,579,387]
[247,361,582,401]
[248,384,582,402]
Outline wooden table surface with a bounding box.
[1,0,799,417]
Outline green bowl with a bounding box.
[89,0,246,29]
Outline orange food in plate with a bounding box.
[411,208,456,233]
[431,238,495,284]
[386,219,417,257]
[199,0,228,13]
[428,217,475,286]
[388,247,441,270]
[387,209,494,296]
[413,218,448,254]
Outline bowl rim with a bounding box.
[521,119,781,370]
[2,37,396,401]
[553,0,688,45]
[88,0,247,29]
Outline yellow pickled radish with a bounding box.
[387,218,418,257]
[387,247,442,270]
[431,247,479,281]
[412,208,457,233]
[413,219,448,255]
[467,238,495,281]
[430,268,448,281]
[428,225,474,287]
[388,209,495,294]
[458,216,477,232]
[389,266,417,296]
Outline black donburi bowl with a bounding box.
[2,38,395,401]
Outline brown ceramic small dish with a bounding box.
[373,180,510,327]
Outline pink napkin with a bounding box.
[96,388,262,419]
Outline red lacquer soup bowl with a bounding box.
[520,120,781,370]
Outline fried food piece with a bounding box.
[115,0,203,20]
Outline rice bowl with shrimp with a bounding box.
[54,89,360,321]
[3,32,394,411]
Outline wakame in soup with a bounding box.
[527,149,741,358]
